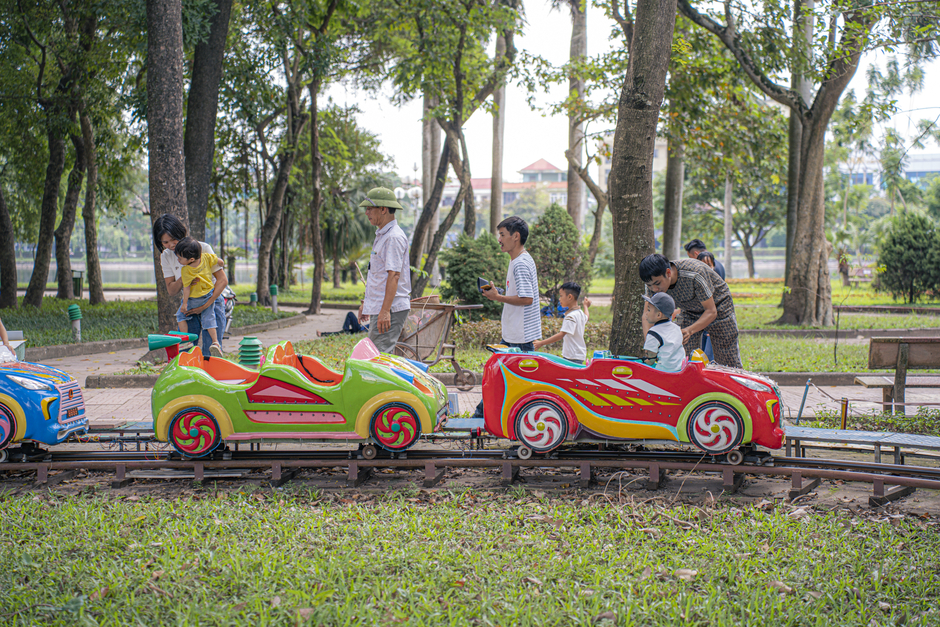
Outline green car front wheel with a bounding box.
[370,402,421,452]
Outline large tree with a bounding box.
[184,0,234,241]
[608,0,677,357]
[677,0,940,326]
[147,0,189,332]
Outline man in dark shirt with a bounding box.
[685,239,726,280]
[639,253,742,368]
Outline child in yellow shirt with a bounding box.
[175,237,225,357]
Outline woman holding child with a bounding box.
[152,215,227,355]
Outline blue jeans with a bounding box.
[179,294,224,355]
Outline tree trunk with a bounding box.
[184,0,233,241]
[147,0,188,332]
[723,173,733,279]
[82,114,105,305]
[784,0,813,289]
[661,139,684,259]
[742,241,755,278]
[307,80,325,315]
[55,133,87,300]
[256,151,299,305]
[564,148,608,265]
[23,130,67,309]
[332,247,341,289]
[412,161,471,297]
[410,140,452,289]
[608,0,677,357]
[490,36,506,235]
[566,0,587,231]
[0,186,17,309]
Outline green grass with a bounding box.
[1,298,293,347]
[0,491,937,626]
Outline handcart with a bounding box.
[394,301,483,391]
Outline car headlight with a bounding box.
[730,375,772,393]
[8,375,53,391]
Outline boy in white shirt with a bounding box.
[534,282,591,364]
[642,293,685,372]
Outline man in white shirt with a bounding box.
[357,187,412,353]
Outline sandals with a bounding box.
[210,342,224,357]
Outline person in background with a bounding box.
[0,316,13,356]
[638,253,742,368]
[317,312,369,337]
[174,237,226,356]
[685,239,725,280]
[641,293,684,372]
[357,187,412,353]
[534,282,591,364]
[695,251,719,361]
[152,214,226,356]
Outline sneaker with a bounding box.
[210,342,224,357]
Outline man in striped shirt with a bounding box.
[639,253,742,368]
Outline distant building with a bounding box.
[441,159,573,208]
[597,136,669,191]
[843,153,940,188]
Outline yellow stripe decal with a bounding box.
[599,393,632,406]
[572,389,611,406]
[631,398,655,406]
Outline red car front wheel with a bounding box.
[514,400,568,454]
[687,401,744,455]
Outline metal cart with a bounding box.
[394,302,483,391]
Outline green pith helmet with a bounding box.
[358,187,403,210]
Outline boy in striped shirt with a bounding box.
[474,216,541,418]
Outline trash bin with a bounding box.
[72,270,84,298]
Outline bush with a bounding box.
[439,231,509,320]
[526,204,592,306]
[875,210,940,303]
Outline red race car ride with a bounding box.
[479,347,784,462]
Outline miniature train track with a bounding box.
[2,444,940,506]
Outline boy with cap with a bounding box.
[641,292,684,373]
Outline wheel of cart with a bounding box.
[394,301,483,391]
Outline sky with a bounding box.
[325,3,940,185]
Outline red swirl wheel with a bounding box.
[687,401,744,455]
[169,408,221,458]
[370,403,421,451]
[514,400,568,453]
[0,403,16,451]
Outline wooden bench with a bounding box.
[855,337,940,412]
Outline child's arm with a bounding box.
[181,283,191,313]
[582,298,591,322]
[534,330,566,350]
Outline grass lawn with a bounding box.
[0,491,936,626]
[1,299,293,347]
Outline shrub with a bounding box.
[439,231,509,320]
[875,210,940,303]
[526,204,592,306]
